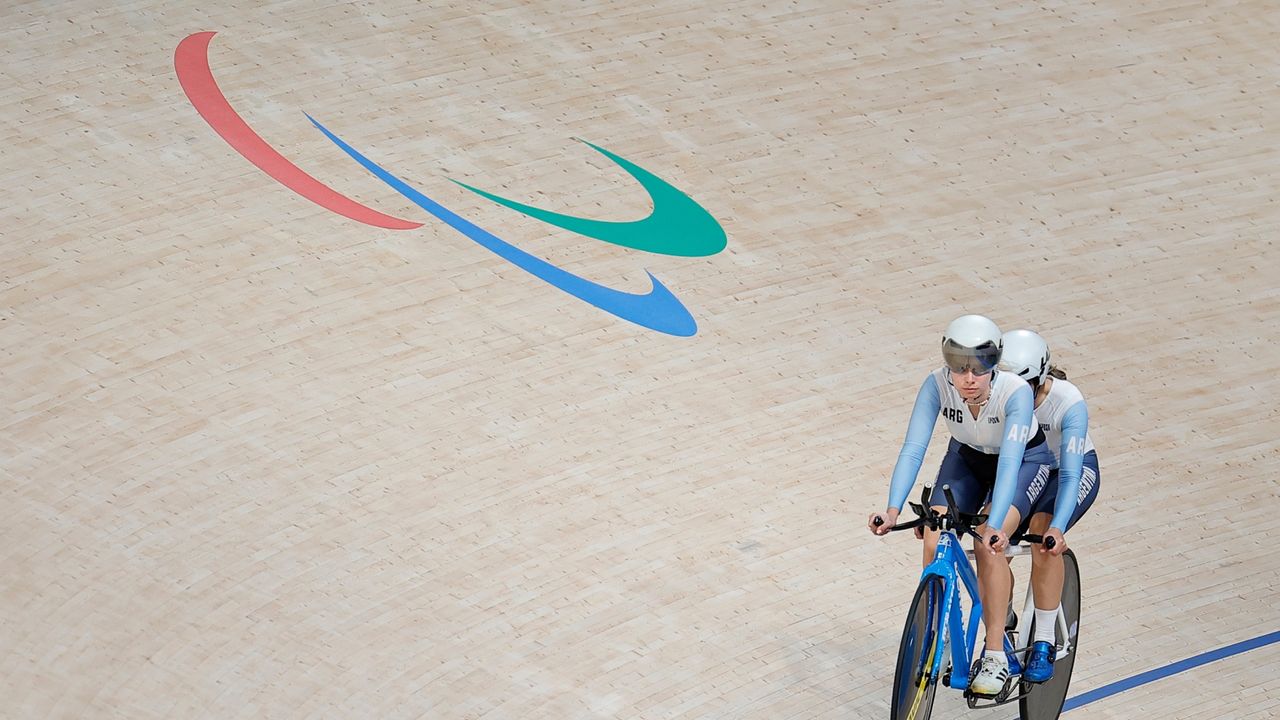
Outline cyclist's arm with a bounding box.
[886,376,942,511]
[1050,400,1089,531]
[986,383,1035,530]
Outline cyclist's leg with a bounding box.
[1023,507,1063,684]
[1030,451,1100,608]
[976,444,1054,654]
[1024,452,1098,683]
[971,502,1024,695]
[976,505,1022,652]
[1027,511,1062,608]
[921,439,986,568]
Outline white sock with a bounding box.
[1034,606,1059,643]
[985,648,1008,667]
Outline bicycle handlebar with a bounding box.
[879,484,985,539]
[1018,533,1057,550]
[874,514,925,533]
[880,485,1058,550]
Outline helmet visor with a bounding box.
[941,338,1000,374]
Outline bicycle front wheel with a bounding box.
[890,575,946,720]
[1019,549,1081,720]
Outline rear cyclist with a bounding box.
[997,329,1101,683]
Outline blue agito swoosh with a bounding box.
[306,115,697,337]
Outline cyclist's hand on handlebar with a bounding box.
[984,528,1009,554]
[869,508,899,535]
[1040,528,1067,556]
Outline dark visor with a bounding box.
[941,338,1000,374]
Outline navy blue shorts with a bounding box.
[1016,450,1100,537]
[928,438,1057,530]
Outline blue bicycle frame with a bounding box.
[920,529,1019,690]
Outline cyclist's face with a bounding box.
[950,367,991,401]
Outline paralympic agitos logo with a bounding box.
[175,32,726,337]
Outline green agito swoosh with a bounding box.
[451,139,726,258]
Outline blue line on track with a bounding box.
[1005,630,1280,717]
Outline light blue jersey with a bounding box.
[888,368,1043,529]
[1035,377,1095,531]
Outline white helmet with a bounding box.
[998,329,1051,384]
[940,315,1002,374]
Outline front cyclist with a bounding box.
[998,329,1101,684]
[868,314,1057,697]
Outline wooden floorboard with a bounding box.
[2,1,1276,718]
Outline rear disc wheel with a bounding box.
[1019,549,1081,720]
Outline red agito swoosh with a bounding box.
[174,32,420,230]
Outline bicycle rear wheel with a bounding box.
[890,575,945,720]
[1019,549,1081,720]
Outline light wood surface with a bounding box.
[2,1,1277,718]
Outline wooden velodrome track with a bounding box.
[2,1,1277,718]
